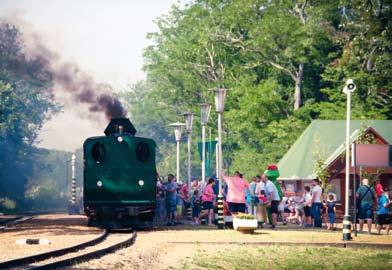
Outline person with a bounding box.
[176,182,188,223]
[303,186,312,227]
[156,173,166,220]
[222,170,250,214]
[191,189,202,225]
[292,195,305,226]
[311,179,323,228]
[257,190,269,227]
[326,194,336,230]
[261,174,280,228]
[376,189,390,235]
[249,176,260,216]
[255,175,268,227]
[165,174,178,226]
[375,179,384,198]
[264,165,283,225]
[356,178,376,234]
[280,195,289,225]
[200,178,216,226]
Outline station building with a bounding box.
[277,120,392,213]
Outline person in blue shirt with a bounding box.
[356,178,376,234]
[376,189,391,235]
[165,174,178,226]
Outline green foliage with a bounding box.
[24,148,73,210]
[0,23,58,204]
[0,197,17,211]
[123,0,391,178]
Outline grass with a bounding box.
[174,245,392,270]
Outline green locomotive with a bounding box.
[83,118,156,229]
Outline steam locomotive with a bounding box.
[83,118,157,229]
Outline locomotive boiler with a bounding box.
[83,118,156,229]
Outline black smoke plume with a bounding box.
[22,25,127,120]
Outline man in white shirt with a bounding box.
[255,175,268,227]
[311,179,323,227]
[261,175,280,228]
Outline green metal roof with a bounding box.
[277,120,392,180]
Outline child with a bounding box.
[257,190,269,226]
[326,194,336,230]
[191,189,201,225]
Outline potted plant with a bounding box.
[232,213,258,233]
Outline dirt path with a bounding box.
[70,224,392,270]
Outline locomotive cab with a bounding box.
[83,118,156,229]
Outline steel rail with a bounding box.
[0,216,34,232]
[28,231,137,270]
[0,230,108,269]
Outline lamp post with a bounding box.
[68,153,80,215]
[170,122,185,181]
[214,88,228,229]
[200,103,212,184]
[343,79,356,241]
[71,153,76,205]
[183,113,194,185]
[183,112,194,221]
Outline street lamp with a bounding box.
[343,78,356,241]
[213,88,228,229]
[170,122,185,181]
[200,103,212,184]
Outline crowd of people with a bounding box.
[155,170,391,234]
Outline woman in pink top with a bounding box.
[223,170,250,214]
[200,178,216,225]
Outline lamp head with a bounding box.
[213,88,228,113]
[200,103,212,125]
[183,112,194,133]
[343,79,356,94]
[169,122,184,141]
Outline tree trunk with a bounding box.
[294,62,304,111]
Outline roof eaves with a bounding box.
[323,128,360,169]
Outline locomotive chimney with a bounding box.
[104,118,136,136]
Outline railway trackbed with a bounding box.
[0,216,34,232]
[0,230,136,270]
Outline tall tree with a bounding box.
[0,23,58,205]
[126,0,390,177]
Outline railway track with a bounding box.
[0,229,137,270]
[0,216,34,232]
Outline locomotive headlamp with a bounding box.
[97,180,103,187]
[117,136,124,143]
[138,180,144,186]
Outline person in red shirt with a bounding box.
[375,179,384,198]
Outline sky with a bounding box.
[0,0,186,152]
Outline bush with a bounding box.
[0,197,17,211]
